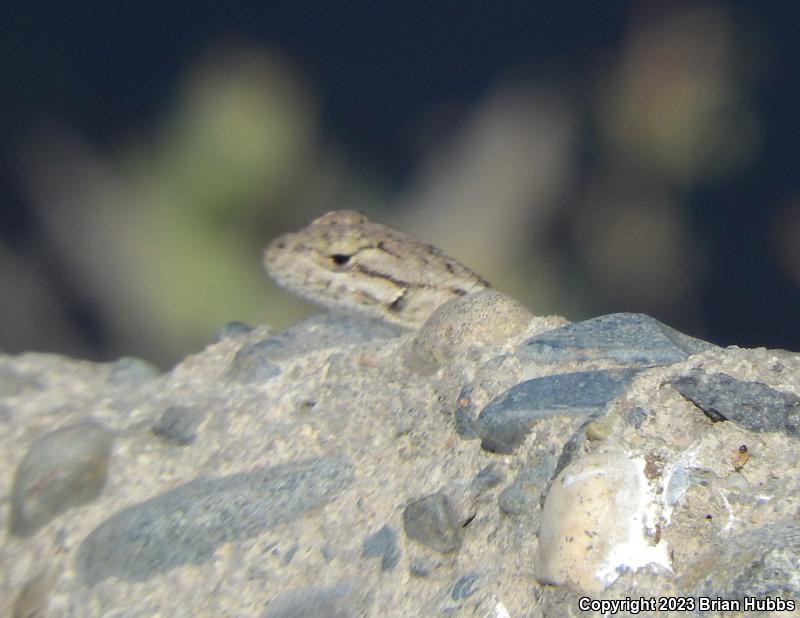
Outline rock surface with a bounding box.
[2,310,800,616]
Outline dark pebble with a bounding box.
[76,456,353,584]
[672,370,800,435]
[214,321,254,341]
[250,313,404,363]
[518,312,715,367]
[453,386,479,439]
[262,583,355,618]
[498,463,554,516]
[402,492,462,554]
[362,525,401,571]
[451,572,481,600]
[152,406,207,445]
[476,369,640,454]
[10,420,114,537]
[470,464,505,493]
[229,340,283,383]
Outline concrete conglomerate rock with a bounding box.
[2,299,800,617]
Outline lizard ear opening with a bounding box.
[330,254,351,266]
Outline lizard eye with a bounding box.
[330,254,351,266]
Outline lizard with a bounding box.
[263,210,490,328]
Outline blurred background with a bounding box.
[2,2,799,368]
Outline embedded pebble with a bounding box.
[476,369,640,453]
[10,420,114,537]
[451,571,481,600]
[262,583,356,618]
[214,320,254,341]
[470,463,505,493]
[498,464,553,516]
[672,370,800,435]
[151,405,207,445]
[76,456,354,584]
[362,525,401,571]
[407,290,532,373]
[229,340,283,382]
[535,451,670,594]
[250,313,404,362]
[518,312,715,366]
[402,492,463,553]
[107,356,161,387]
[453,385,480,438]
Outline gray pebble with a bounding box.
[151,406,207,445]
[471,464,505,493]
[408,290,532,373]
[626,406,650,429]
[76,456,353,584]
[498,464,553,516]
[672,370,800,435]
[282,544,299,565]
[453,386,479,439]
[10,420,114,537]
[451,571,481,600]
[518,312,715,366]
[262,583,355,618]
[108,357,161,388]
[362,525,401,571]
[476,369,640,453]
[254,313,404,362]
[214,320,254,341]
[402,492,462,553]
[229,340,283,383]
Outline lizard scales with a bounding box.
[263,210,489,328]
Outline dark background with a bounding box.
[2,1,800,366]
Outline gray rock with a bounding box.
[451,571,481,600]
[518,312,715,366]
[672,370,800,435]
[476,369,641,453]
[407,290,532,373]
[151,406,207,445]
[229,340,283,382]
[362,525,401,571]
[262,583,356,618]
[214,320,254,341]
[680,520,800,603]
[76,456,354,584]
[402,492,462,553]
[498,464,553,516]
[252,314,404,362]
[470,464,505,493]
[108,356,161,387]
[10,420,114,537]
[453,386,479,439]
